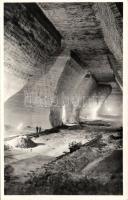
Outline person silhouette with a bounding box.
[39,127,41,133]
[36,126,38,134]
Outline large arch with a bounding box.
[49,56,87,127]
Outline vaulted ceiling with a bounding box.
[39,3,122,85]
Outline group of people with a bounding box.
[36,126,42,135]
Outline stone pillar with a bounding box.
[67,73,97,124]
[49,56,89,127]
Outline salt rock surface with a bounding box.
[5,135,37,149]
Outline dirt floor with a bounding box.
[4,122,123,195]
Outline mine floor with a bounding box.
[4,122,122,195]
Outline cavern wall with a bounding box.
[4,3,62,101]
[93,3,123,89]
[80,84,112,120]
[5,49,70,129]
[107,55,123,91]
[93,3,122,65]
[24,49,71,126]
[98,91,122,121]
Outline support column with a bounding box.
[67,73,97,124]
[49,56,88,127]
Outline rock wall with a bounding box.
[4,3,62,101]
[107,54,122,91]
[98,92,122,120]
[93,3,122,66]
[93,3,123,91]
[24,49,70,107]
[80,84,112,120]
[5,49,70,129]
[24,49,70,127]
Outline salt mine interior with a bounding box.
[4,2,123,195]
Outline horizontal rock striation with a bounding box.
[39,3,114,83]
[4,3,62,100]
[93,3,122,67]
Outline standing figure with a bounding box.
[39,127,41,133]
[36,126,38,133]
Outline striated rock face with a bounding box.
[39,3,118,82]
[4,3,62,100]
[4,3,122,129]
[93,3,122,64]
[24,49,70,108]
[93,3,122,84]
[5,49,70,128]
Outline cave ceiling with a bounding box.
[4,2,123,103]
[38,2,122,89]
